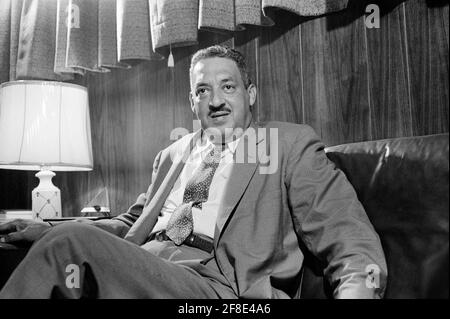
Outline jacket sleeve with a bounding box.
[92,150,163,238]
[285,125,388,298]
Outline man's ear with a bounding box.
[247,84,257,106]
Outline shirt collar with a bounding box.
[196,128,249,155]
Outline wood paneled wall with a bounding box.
[0,0,448,216]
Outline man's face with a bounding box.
[190,57,256,144]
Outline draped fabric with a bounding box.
[262,0,350,16]
[0,0,348,84]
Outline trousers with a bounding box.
[0,223,237,299]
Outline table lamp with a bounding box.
[0,81,93,220]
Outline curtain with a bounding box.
[0,0,348,84]
[262,0,349,16]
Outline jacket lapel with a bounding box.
[214,123,265,246]
[125,130,201,244]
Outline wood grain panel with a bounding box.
[233,26,260,121]
[404,0,449,136]
[81,66,150,216]
[172,49,195,134]
[444,4,449,49]
[365,2,413,140]
[301,3,371,146]
[443,4,449,50]
[115,61,180,215]
[258,11,303,124]
[57,73,108,216]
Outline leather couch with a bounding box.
[1,134,448,298]
[300,133,449,299]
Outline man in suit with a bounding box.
[0,45,387,299]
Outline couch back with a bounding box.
[300,134,449,299]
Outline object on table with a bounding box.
[0,209,33,221]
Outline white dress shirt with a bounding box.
[151,133,241,239]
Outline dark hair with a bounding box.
[190,45,252,88]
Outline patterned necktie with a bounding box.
[166,145,222,245]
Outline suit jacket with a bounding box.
[111,121,387,298]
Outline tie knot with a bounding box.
[216,143,227,152]
[203,145,222,163]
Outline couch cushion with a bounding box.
[300,134,449,298]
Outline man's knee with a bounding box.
[37,222,103,248]
[26,222,112,267]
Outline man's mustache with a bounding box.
[208,105,231,116]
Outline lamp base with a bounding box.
[31,170,62,220]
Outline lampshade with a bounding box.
[0,80,93,171]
